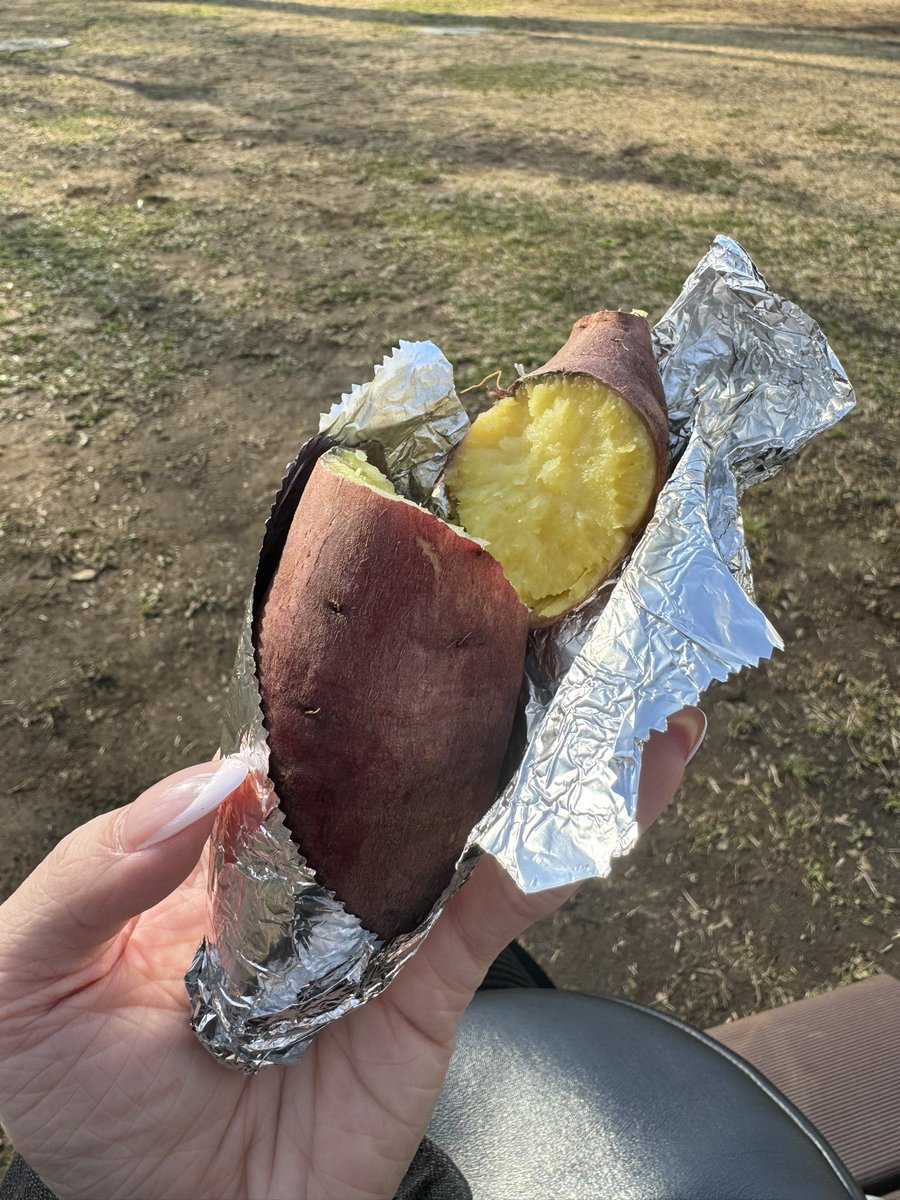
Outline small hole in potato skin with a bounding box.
[325,598,345,615]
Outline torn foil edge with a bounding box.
[475,235,855,890]
[186,234,855,1069]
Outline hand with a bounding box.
[0,708,705,1200]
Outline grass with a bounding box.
[438,61,609,94]
[0,194,266,438]
[804,670,899,773]
[25,109,129,143]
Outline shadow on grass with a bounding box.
[22,65,217,103]
[133,1,900,65]
[6,37,887,220]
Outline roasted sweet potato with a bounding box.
[255,317,666,935]
[255,447,530,941]
[445,311,668,622]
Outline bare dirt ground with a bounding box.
[1,0,898,1161]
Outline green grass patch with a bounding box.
[0,198,233,427]
[642,153,742,194]
[125,1,239,20]
[25,109,129,146]
[438,60,609,96]
[814,120,873,142]
[782,753,820,784]
[361,181,701,369]
[359,154,442,185]
[742,507,774,563]
[804,671,897,751]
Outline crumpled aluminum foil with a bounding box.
[186,235,855,1070]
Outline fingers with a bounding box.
[408,855,578,1012]
[118,759,246,851]
[449,854,578,979]
[0,759,247,992]
[637,705,706,834]
[417,704,707,998]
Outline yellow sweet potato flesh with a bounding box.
[446,377,656,620]
[325,447,399,495]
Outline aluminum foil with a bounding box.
[318,339,469,503]
[186,235,855,1070]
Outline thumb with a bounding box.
[0,758,247,991]
[637,705,707,834]
[405,705,708,1003]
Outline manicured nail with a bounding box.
[121,758,248,852]
[666,706,707,765]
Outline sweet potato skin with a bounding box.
[515,310,669,516]
[255,457,529,940]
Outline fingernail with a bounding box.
[121,758,248,852]
[666,706,707,765]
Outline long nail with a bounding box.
[120,758,248,852]
[666,706,707,765]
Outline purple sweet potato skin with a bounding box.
[254,458,529,940]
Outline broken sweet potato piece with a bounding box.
[445,311,668,622]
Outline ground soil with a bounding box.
[1,0,898,1171]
